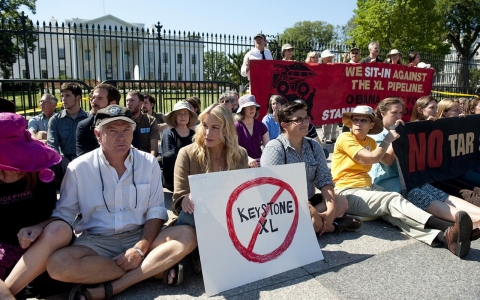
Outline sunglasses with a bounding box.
[286,115,310,124]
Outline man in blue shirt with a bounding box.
[47,83,88,162]
[28,93,57,142]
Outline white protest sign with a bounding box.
[189,163,323,296]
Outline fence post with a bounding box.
[155,22,163,112]
[19,12,35,109]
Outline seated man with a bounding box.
[46,105,197,299]
[47,83,88,161]
[28,93,57,142]
[141,93,168,138]
[332,105,473,258]
[126,91,159,157]
[76,83,120,157]
[261,101,362,235]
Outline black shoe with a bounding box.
[333,216,363,235]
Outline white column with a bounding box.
[138,42,144,79]
[71,37,78,79]
[96,39,102,82]
[118,40,124,80]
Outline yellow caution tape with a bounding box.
[431,90,478,97]
[17,98,89,115]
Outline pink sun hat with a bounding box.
[0,113,61,173]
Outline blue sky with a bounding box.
[23,0,357,37]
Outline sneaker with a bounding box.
[333,216,363,235]
[444,211,472,258]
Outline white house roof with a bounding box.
[64,15,145,30]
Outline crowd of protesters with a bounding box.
[0,32,479,299]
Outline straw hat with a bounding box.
[342,106,383,134]
[163,101,198,128]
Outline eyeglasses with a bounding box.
[351,117,371,124]
[286,115,310,124]
[97,152,137,213]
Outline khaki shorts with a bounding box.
[73,227,143,258]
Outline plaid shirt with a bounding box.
[260,134,334,199]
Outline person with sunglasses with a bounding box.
[331,105,473,258]
[261,101,363,236]
[46,105,197,299]
[218,92,235,112]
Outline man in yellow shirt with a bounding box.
[331,105,473,258]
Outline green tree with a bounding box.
[0,0,37,78]
[350,0,450,55]
[203,50,228,82]
[437,0,480,91]
[279,21,335,60]
[280,21,335,45]
[225,51,248,87]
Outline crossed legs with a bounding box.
[47,225,196,299]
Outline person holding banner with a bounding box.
[241,33,273,81]
[332,105,473,258]
[369,98,480,236]
[360,42,383,63]
[305,51,319,63]
[465,97,480,115]
[281,44,295,61]
[385,49,402,65]
[235,95,270,168]
[436,98,464,118]
[410,95,438,121]
[261,101,362,235]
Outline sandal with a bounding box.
[69,285,92,300]
[68,282,113,300]
[163,263,183,286]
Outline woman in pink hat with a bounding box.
[0,113,73,298]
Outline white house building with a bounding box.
[10,15,204,82]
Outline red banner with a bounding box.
[250,61,434,126]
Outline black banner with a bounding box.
[393,115,480,191]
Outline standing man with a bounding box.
[47,83,88,161]
[46,105,197,298]
[76,83,120,157]
[126,91,159,157]
[241,33,273,81]
[141,93,168,139]
[360,41,383,63]
[28,93,58,141]
[343,46,361,64]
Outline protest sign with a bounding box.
[189,163,323,296]
[393,115,480,191]
[249,61,434,126]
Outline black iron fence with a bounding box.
[1,13,479,113]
